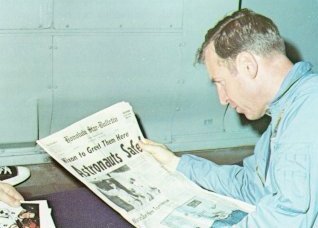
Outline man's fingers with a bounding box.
[139,139,180,172]
[0,192,21,207]
[0,183,24,207]
[140,139,167,150]
[141,138,162,146]
[139,141,161,154]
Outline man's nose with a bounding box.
[216,86,229,105]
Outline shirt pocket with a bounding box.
[271,143,310,214]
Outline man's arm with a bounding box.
[0,182,24,207]
[140,139,259,204]
[177,154,260,204]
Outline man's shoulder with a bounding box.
[294,73,318,95]
[286,74,318,110]
[275,75,318,141]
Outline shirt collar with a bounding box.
[267,61,313,115]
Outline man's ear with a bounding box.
[235,52,258,79]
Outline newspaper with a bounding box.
[0,200,55,228]
[37,102,255,227]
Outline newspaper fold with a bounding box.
[37,102,255,228]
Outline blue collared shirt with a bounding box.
[177,62,318,227]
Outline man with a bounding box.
[140,8,318,227]
[0,166,29,207]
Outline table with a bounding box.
[31,187,134,228]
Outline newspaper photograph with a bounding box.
[0,200,55,228]
[37,102,255,227]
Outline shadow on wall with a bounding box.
[285,40,303,63]
[135,114,147,138]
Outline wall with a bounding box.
[1,1,315,165]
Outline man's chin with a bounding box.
[236,108,264,120]
[244,112,264,121]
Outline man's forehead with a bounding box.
[204,43,220,64]
[203,43,215,57]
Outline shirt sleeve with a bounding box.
[176,154,261,204]
[176,143,312,227]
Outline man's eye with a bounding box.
[215,81,225,87]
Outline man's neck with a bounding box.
[258,53,294,104]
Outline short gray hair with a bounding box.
[196,8,285,63]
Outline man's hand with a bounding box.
[139,139,180,172]
[0,182,24,207]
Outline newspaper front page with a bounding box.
[37,102,255,227]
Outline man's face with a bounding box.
[204,44,266,120]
